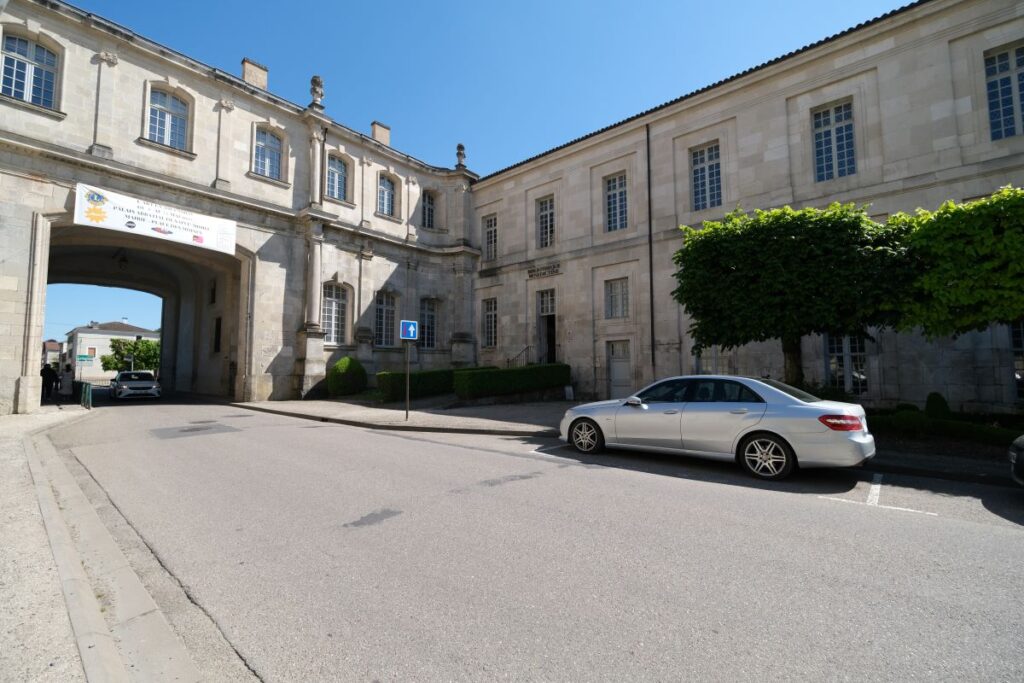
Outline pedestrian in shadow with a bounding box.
[40,364,58,402]
[57,364,74,405]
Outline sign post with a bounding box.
[399,320,418,420]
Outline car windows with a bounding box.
[120,372,155,382]
[716,380,764,403]
[637,379,688,403]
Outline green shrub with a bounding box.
[888,409,929,437]
[929,419,1020,447]
[924,392,951,419]
[453,363,571,399]
[894,402,919,412]
[327,356,367,397]
[377,368,454,402]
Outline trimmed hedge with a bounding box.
[924,392,951,419]
[327,356,367,396]
[377,368,454,402]
[453,363,571,400]
[869,412,1020,446]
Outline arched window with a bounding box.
[322,283,347,345]
[378,175,395,216]
[254,127,283,180]
[148,89,189,150]
[1,35,58,109]
[422,191,435,229]
[374,290,396,346]
[326,157,348,202]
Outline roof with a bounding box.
[476,0,936,183]
[66,322,160,336]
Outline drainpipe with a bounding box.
[645,123,656,379]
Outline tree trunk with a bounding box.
[782,336,804,386]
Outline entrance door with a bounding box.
[537,289,557,363]
[607,340,632,398]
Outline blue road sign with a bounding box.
[400,320,418,340]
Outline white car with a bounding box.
[110,371,161,400]
[559,375,875,480]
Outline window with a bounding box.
[483,214,498,262]
[213,317,222,353]
[209,279,217,305]
[378,175,395,216]
[148,89,189,150]
[812,102,856,182]
[322,284,347,345]
[374,291,396,346]
[422,192,435,229]
[418,299,437,349]
[638,379,688,403]
[1012,320,1024,399]
[326,157,348,201]
[482,298,497,348]
[87,347,96,357]
[985,46,1024,141]
[254,128,283,180]
[1,35,57,109]
[604,278,629,319]
[537,196,555,248]
[826,334,868,394]
[605,173,628,231]
[691,143,722,211]
[538,289,556,316]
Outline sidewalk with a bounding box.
[1,406,89,682]
[235,397,1015,486]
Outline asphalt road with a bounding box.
[47,397,1024,681]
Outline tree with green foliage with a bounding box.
[898,186,1024,337]
[100,338,161,372]
[672,203,911,385]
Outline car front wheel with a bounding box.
[739,433,795,480]
[569,419,605,454]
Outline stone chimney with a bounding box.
[371,121,391,146]
[241,58,268,89]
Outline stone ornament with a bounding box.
[456,143,466,168]
[310,75,324,106]
[94,51,118,66]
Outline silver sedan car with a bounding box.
[559,375,875,480]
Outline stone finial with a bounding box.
[456,143,466,168]
[310,75,324,108]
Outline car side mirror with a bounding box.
[624,396,643,407]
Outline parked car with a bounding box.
[109,371,161,400]
[1009,434,1024,487]
[559,375,874,480]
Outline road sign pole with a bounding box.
[405,341,410,421]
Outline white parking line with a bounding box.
[817,495,938,517]
[866,473,883,506]
[530,444,568,455]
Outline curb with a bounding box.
[232,402,561,438]
[231,404,1017,487]
[26,421,202,682]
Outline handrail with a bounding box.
[506,345,533,368]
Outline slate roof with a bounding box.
[476,0,934,183]
[66,322,159,336]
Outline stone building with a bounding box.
[62,320,159,382]
[471,0,1024,412]
[0,0,477,414]
[1,0,1023,415]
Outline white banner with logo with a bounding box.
[73,183,237,255]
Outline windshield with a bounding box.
[119,372,155,382]
[756,378,820,403]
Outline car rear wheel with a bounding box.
[739,433,795,480]
[569,419,604,454]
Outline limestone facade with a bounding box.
[470,0,1024,412]
[2,0,1024,415]
[0,0,476,414]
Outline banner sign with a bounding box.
[73,183,236,255]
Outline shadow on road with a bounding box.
[89,387,230,409]
[516,437,861,496]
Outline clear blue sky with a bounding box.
[45,0,910,340]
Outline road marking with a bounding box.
[866,473,883,506]
[817,495,938,516]
[530,444,567,455]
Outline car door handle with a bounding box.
[662,410,679,415]
[730,408,749,414]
